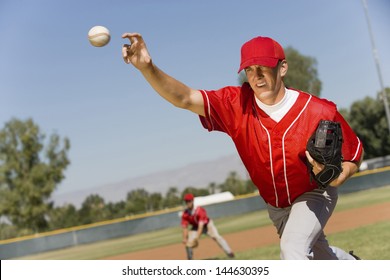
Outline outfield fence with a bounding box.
[0,167,389,260]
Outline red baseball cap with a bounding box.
[238,36,285,73]
[183,193,194,201]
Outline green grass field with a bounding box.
[15,185,390,260]
[216,221,390,260]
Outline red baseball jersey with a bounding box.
[199,84,363,208]
[181,206,210,228]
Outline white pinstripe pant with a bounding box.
[267,187,355,260]
[188,220,233,255]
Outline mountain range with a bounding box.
[51,154,248,208]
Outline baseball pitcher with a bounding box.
[122,33,364,260]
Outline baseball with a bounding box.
[88,26,110,47]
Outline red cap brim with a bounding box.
[238,57,279,73]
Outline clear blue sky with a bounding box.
[1,0,389,195]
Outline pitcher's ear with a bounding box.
[279,60,288,77]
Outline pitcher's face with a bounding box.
[245,60,287,104]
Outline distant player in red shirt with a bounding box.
[122,33,363,260]
[181,193,234,260]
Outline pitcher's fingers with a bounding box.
[305,151,314,164]
[122,32,142,44]
[122,44,131,63]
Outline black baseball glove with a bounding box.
[306,120,343,188]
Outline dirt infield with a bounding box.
[104,202,390,260]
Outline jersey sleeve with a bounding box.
[198,86,245,135]
[334,111,364,163]
[196,207,209,224]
